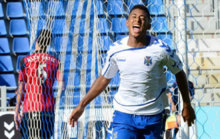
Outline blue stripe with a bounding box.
[114,88,166,107]
[102,64,111,77]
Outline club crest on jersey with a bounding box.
[144,56,152,66]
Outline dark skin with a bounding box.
[175,70,196,126]
[126,9,151,48]
[69,8,195,127]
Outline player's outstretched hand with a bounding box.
[182,103,196,127]
[14,112,21,130]
[69,105,85,127]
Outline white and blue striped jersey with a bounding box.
[102,35,183,115]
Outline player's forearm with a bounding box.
[15,95,21,113]
[79,75,110,108]
[15,91,23,113]
[15,83,24,113]
[175,70,191,105]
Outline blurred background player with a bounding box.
[165,69,195,139]
[69,4,195,139]
[14,29,63,138]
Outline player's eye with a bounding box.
[140,16,146,20]
[132,15,136,18]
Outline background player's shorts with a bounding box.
[20,111,54,139]
[108,110,163,139]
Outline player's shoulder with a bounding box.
[46,53,60,63]
[109,36,129,52]
[19,54,31,69]
[22,53,32,62]
[150,35,166,47]
[150,35,172,53]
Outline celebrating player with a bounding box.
[69,4,195,139]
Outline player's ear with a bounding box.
[144,23,151,31]
[126,19,129,27]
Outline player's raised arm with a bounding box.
[175,70,196,126]
[69,75,111,127]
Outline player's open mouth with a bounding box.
[133,25,141,32]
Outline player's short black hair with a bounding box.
[129,4,152,23]
[37,29,52,49]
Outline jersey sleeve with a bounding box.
[163,45,183,75]
[101,48,119,79]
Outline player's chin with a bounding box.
[131,31,145,37]
[130,31,139,37]
[132,33,144,38]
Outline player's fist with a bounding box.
[69,105,85,127]
[182,103,196,127]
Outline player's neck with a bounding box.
[127,35,149,48]
[35,43,47,53]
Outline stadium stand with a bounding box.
[0,3,3,18]
[98,35,113,51]
[147,0,165,15]
[0,19,7,36]
[151,16,169,33]
[53,36,72,53]
[97,18,110,34]
[126,0,144,10]
[70,0,94,17]
[9,19,28,36]
[0,0,29,104]
[0,55,14,72]
[6,2,25,19]
[36,19,47,32]
[78,17,95,34]
[53,19,69,35]
[6,92,16,106]
[28,1,44,17]
[77,35,93,52]
[0,38,10,54]
[12,37,30,54]
[94,0,105,16]
[115,34,128,41]
[111,17,129,33]
[0,73,17,89]
[46,1,65,17]
[64,54,76,71]
[76,53,92,70]
[107,0,126,16]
